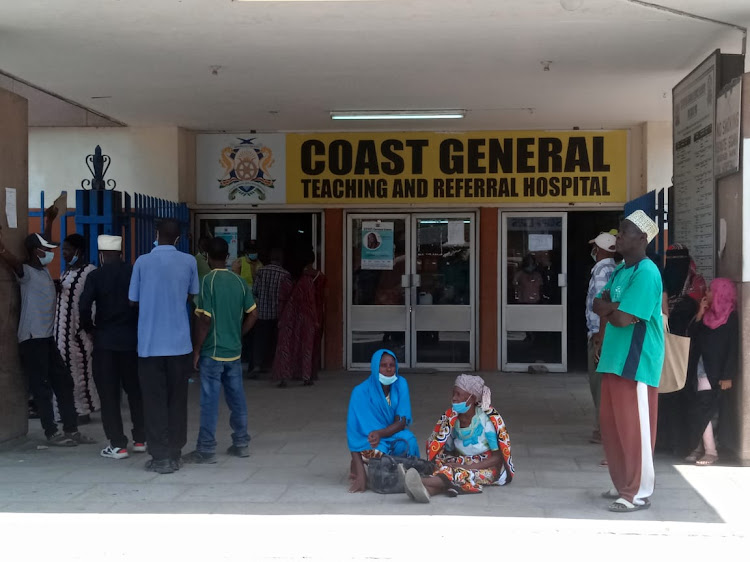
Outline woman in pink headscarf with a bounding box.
[684,278,738,466]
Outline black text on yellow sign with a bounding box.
[285,131,628,204]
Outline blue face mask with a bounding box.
[39,251,54,266]
[69,254,79,266]
[379,373,397,385]
[452,399,471,414]
[248,253,258,260]
[153,240,158,247]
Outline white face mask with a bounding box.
[39,251,54,266]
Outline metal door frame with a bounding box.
[500,211,568,372]
[346,213,412,370]
[410,212,476,370]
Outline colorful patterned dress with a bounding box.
[54,264,100,416]
[426,406,514,493]
[272,269,320,383]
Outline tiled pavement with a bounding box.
[1,370,748,559]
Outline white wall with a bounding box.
[644,121,672,192]
[28,126,181,208]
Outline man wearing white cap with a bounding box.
[585,230,617,445]
[593,210,664,513]
[80,235,146,459]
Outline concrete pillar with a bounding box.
[323,208,344,370]
[0,87,29,442]
[734,73,750,465]
[479,208,498,370]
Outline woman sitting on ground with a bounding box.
[347,349,420,493]
[403,374,514,503]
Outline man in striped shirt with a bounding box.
[251,248,290,374]
[585,231,617,444]
[185,237,258,464]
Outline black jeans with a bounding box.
[138,354,190,462]
[253,319,278,370]
[93,349,146,449]
[18,338,78,437]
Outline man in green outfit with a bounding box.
[184,237,258,464]
[593,210,664,514]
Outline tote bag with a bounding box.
[658,315,690,394]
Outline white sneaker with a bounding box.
[100,446,129,459]
[132,442,147,453]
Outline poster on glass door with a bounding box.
[214,226,239,265]
[361,221,394,270]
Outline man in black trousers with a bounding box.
[80,234,146,460]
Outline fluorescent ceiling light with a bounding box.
[331,110,465,121]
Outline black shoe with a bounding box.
[277,380,287,388]
[145,459,174,474]
[170,457,185,471]
[77,414,91,425]
[182,451,216,465]
[227,445,250,458]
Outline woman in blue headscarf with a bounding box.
[347,349,420,493]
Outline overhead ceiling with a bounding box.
[0,0,747,131]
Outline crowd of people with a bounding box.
[0,211,326,473]
[583,211,737,513]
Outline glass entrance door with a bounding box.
[347,213,475,370]
[501,212,568,372]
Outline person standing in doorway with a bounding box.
[232,239,263,376]
[0,216,94,446]
[585,231,617,445]
[194,235,211,281]
[593,210,664,513]
[272,249,325,388]
[79,235,146,460]
[129,218,199,474]
[54,233,99,423]
[184,237,258,464]
[252,247,290,375]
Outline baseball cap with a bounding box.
[588,232,616,252]
[24,233,57,250]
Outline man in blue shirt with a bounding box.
[129,219,199,474]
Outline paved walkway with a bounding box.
[1,370,748,559]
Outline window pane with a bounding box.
[351,219,406,305]
[352,331,405,364]
[416,331,470,363]
[507,331,562,364]
[416,218,471,305]
[506,217,562,305]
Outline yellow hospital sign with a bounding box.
[285,130,627,204]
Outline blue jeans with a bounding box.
[196,357,250,454]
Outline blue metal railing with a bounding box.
[32,189,190,268]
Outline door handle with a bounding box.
[558,273,567,288]
[401,274,410,288]
[412,273,421,287]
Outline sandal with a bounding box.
[404,468,430,503]
[685,448,703,463]
[608,498,651,513]
[696,453,718,466]
[601,488,619,500]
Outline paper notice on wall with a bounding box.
[361,221,394,270]
[214,226,238,265]
[447,220,466,245]
[528,234,553,252]
[5,188,17,229]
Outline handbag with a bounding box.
[659,315,690,394]
[366,439,435,494]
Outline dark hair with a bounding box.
[521,254,536,269]
[207,237,229,261]
[304,248,316,266]
[157,218,181,240]
[64,233,86,251]
[198,235,211,245]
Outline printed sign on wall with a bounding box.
[197,134,286,204]
[285,130,628,204]
[361,221,394,270]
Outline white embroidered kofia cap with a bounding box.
[98,235,122,251]
[625,210,659,243]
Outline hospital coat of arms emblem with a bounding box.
[218,138,276,200]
